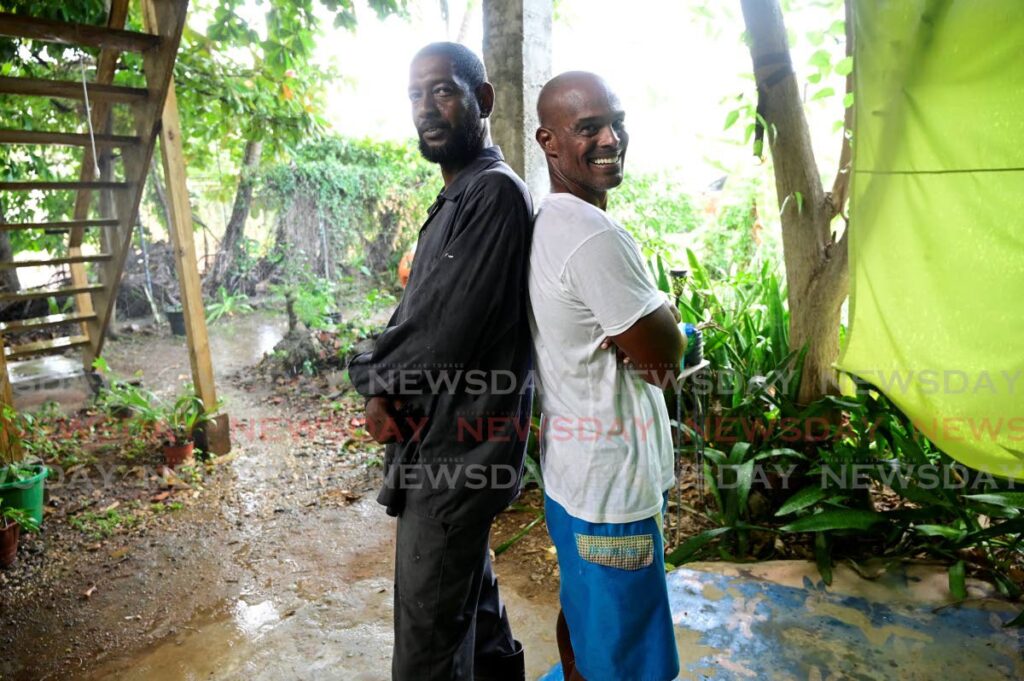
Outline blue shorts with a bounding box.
[545,493,679,681]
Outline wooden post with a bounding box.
[156,80,230,454]
[0,336,22,464]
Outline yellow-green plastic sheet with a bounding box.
[838,0,1024,479]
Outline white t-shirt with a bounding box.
[528,192,675,524]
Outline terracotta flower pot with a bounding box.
[1,521,20,568]
[162,441,194,468]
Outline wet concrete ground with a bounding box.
[541,560,1023,680]
[4,310,1021,680]
[8,311,560,680]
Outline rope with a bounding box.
[79,58,101,177]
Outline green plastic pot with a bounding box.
[0,464,48,526]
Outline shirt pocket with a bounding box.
[574,532,654,571]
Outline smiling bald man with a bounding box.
[528,72,684,681]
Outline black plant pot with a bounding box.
[166,309,186,336]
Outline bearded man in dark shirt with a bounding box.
[348,42,533,681]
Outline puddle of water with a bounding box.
[207,313,285,370]
[84,581,395,681]
[234,599,281,638]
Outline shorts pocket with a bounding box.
[574,532,654,571]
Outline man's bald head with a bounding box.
[535,71,628,208]
[537,71,617,128]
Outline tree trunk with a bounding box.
[740,0,851,404]
[209,138,263,290]
[0,228,21,297]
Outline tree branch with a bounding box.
[741,0,830,282]
[828,0,854,221]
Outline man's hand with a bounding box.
[599,337,632,365]
[606,303,685,387]
[365,396,401,444]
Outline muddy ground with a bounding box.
[0,310,567,680]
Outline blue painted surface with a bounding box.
[538,567,1024,681]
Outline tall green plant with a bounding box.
[676,248,797,448]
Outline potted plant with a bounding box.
[96,379,161,424]
[160,393,210,467]
[0,407,49,527]
[0,461,49,527]
[1,500,40,568]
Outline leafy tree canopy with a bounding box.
[0,0,406,246]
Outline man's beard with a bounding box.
[417,122,484,165]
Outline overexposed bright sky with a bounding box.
[316,0,847,189]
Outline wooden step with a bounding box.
[0,129,141,148]
[0,312,97,334]
[0,13,160,53]
[0,283,103,303]
[0,254,113,269]
[0,76,148,103]
[0,219,120,232]
[0,181,131,191]
[4,335,90,360]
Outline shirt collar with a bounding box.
[438,145,505,202]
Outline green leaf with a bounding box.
[808,48,831,70]
[728,442,752,465]
[1004,608,1024,627]
[912,524,965,540]
[522,455,544,490]
[843,92,855,108]
[724,109,740,130]
[743,122,756,144]
[962,518,1024,542]
[493,514,544,556]
[776,485,830,516]
[666,527,732,564]
[948,560,967,600]
[835,56,854,76]
[964,492,1024,509]
[810,87,835,101]
[702,448,728,466]
[780,509,888,533]
[736,459,755,523]
[999,444,1024,462]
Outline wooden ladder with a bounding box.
[0,0,188,367]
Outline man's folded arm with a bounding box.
[608,304,684,386]
[563,229,684,387]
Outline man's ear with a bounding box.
[476,82,495,118]
[536,127,557,157]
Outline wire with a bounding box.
[79,58,101,177]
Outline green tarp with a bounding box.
[838,0,1024,479]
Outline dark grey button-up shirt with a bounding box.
[348,146,534,525]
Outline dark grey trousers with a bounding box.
[393,508,525,681]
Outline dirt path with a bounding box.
[0,311,560,680]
